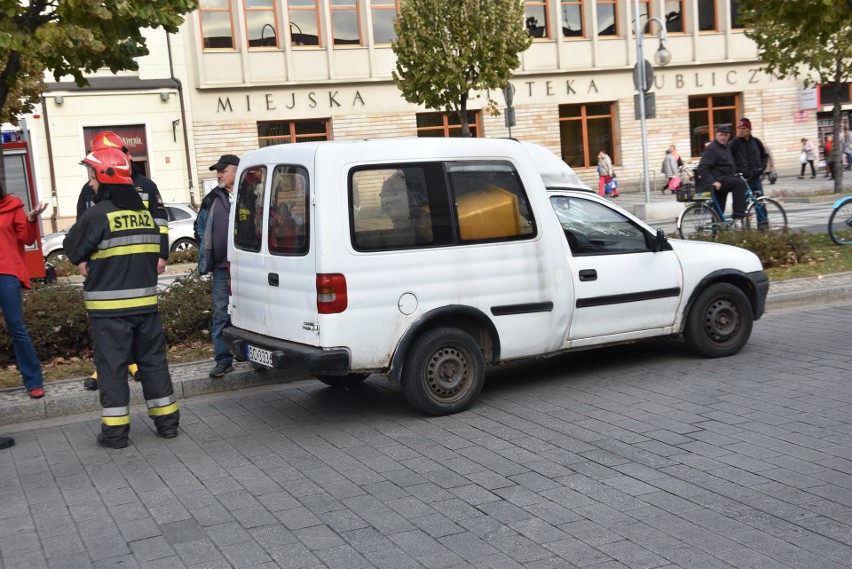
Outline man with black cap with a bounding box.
[729,118,768,197]
[195,154,240,378]
[697,125,747,219]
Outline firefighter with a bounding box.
[79,131,169,390]
[64,147,179,448]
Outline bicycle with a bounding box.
[828,195,852,245]
[676,174,787,239]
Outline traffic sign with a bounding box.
[633,60,654,92]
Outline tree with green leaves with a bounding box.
[0,0,197,180]
[391,0,531,137]
[738,0,852,193]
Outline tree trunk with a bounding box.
[459,93,471,138]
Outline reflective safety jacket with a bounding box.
[64,199,161,317]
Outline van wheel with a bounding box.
[684,283,753,358]
[401,327,485,416]
[316,373,369,389]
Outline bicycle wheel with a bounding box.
[678,202,721,238]
[744,197,787,231]
[828,199,852,245]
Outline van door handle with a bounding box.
[268,273,279,287]
[578,269,597,282]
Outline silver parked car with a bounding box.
[42,203,198,262]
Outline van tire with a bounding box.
[401,327,485,416]
[316,373,369,389]
[684,283,753,358]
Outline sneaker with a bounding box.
[0,436,15,450]
[209,362,234,378]
[96,433,128,449]
[810,175,816,178]
[29,387,45,399]
[797,176,804,179]
[83,376,98,390]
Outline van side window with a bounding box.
[446,162,536,242]
[351,165,449,251]
[268,166,309,255]
[234,166,267,252]
[550,195,650,255]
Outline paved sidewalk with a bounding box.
[2,270,852,427]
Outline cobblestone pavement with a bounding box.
[1,300,851,569]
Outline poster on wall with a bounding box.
[83,125,149,176]
[799,86,819,111]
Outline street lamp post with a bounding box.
[633,0,671,204]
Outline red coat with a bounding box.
[0,195,38,289]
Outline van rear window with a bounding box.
[268,166,309,255]
[234,166,267,252]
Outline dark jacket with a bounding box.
[194,187,231,275]
[76,170,168,259]
[729,135,768,181]
[696,140,737,189]
[63,186,161,317]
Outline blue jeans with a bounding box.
[211,267,233,366]
[0,274,43,390]
[749,175,763,197]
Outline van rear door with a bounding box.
[229,156,319,348]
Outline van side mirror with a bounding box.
[653,228,668,252]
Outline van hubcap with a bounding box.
[426,347,469,400]
[704,298,738,341]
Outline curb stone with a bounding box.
[3,272,852,426]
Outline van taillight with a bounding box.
[316,273,347,314]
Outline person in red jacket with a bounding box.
[0,182,48,399]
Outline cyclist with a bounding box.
[696,125,747,220]
[729,118,768,197]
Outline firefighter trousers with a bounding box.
[91,312,179,445]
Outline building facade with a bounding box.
[28,0,837,229]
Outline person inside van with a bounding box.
[270,174,307,253]
[379,171,432,246]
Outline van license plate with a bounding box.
[247,345,273,367]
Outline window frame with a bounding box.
[595,0,618,36]
[663,0,685,33]
[687,93,740,158]
[289,0,323,47]
[258,119,331,147]
[415,111,482,138]
[268,165,311,256]
[525,0,551,39]
[697,0,717,32]
[730,0,744,29]
[558,102,617,169]
[244,0,279,49]
[370,0,400,45]
[233,165,268,253]
[330,0,363,46]
[199,0,236,50]
[560,0,584,39]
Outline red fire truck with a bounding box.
[3,136,46,280]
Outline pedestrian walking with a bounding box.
[799,138,817,179]
[597,150,618,197]
[661,147,680,193]
[195,154,240,378]
[64,148,179,448]
[0,182,48,400]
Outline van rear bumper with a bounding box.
[223,328,350,376]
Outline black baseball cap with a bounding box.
[209,154,240,171]
[716,125,732,134]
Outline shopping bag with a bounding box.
[605,179,618,193]
[667,176,681,191]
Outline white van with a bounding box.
[224,138,768,415]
